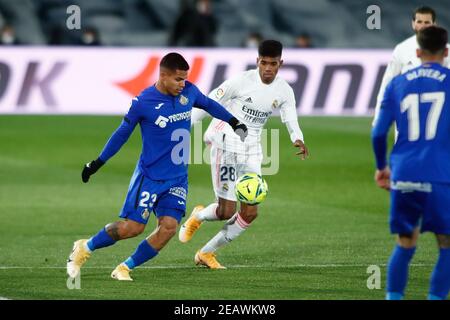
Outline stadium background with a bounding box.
[0,0,449,300]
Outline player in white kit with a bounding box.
[373,6,450,125]
[178,40,309,268]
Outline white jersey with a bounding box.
[197,69,303,154]
[374,35,450,123]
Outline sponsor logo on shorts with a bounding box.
[222,183,229,191]
[391,181,432,193]
[169,187,187,200]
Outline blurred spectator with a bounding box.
[48,25,64,45]
[78,27,101,46]
[0,24,20,45]
[243,32,263,48]
[168,0,218,47]
[294,33,313,48]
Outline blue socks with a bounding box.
[428,248,450,300]
[124,240,158,270]
[386,245,416,300]
[85,228,159,270]
[86,228,116,252]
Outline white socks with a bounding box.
[196,203,219,221]
[200,213,250,253]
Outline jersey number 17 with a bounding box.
[401,91,445,141]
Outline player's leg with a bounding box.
[66,219,146,278]
[67,166,150,278]
[428,234,450,300]
[386,229,419,300]
[179,145,237,242]
[112,177,187,280]
[426,183,450,300]
[386,186,423,300]
[195,155,261,269]
[195,202,256,269]
[112,215,179,281]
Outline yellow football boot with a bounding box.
[66,239,91,278]
[111,263,133,281]
[194,251,226,269]
[178,205,204,243]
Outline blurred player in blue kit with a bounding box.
[66,52,248,281]
[372,26,450,300]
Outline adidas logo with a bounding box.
[245,97,253,103]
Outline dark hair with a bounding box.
[160,52,190,71]
[258,40,282,57]
[413,6,436,22]
[417,26,448,54]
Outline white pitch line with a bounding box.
[0,297,11,300]
[0,263,434,270]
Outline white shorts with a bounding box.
[210,144,263,201]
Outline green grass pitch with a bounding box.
[0,115,439,300]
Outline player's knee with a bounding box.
[159,224,177,239]
[397,232,418,249]
[123,221,145,238]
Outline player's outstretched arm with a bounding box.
[81,119,134,183]
[81,98,141,183]
[81,117,138,183]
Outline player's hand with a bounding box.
[229,117,248,142]
[81,158,104,183]
[374,167,391,191]
[294,140,309,160]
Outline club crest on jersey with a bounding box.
[179,95,189,105]
[141,208,150,220]
[245,97,253,103]
[222,183,229,191]
[272,100,279,109]
[215,88,225,99]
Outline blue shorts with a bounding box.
[390,181,450,235]
[119,165,188,225]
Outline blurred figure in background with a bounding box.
[78,26,101,46]
[0,24,20,45]
[373,6,450,125]
[169,0,217,47]
[243,31,263,48]
[294,32,313,48]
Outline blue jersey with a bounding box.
[98,81,234,180]
[372,62,450,183]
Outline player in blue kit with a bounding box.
[372,26,450,300]
[66,52,248,281]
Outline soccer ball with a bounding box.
[235,173,268,205]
